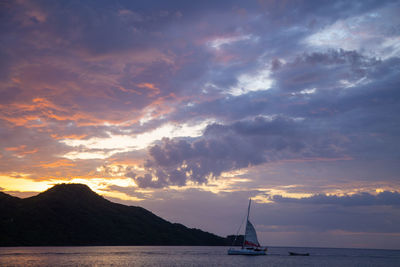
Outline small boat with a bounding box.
[288,251,310,256]
[228,199,267,256]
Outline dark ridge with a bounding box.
[0,183,227,246]
[0,191,20,201]
[33,183,108,204]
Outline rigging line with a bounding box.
[231,210,247,247]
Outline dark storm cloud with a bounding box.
[251,192,400,235]
[246,191,400,234]
[131,116,349,188]
[272,191,400,206]
[254,200,400,233]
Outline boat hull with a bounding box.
[289,252,309,256]
[227,248,267,255]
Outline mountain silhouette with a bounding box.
[0,184,226,246]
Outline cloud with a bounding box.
[271,49,379,93]
[306,1,400,59]
[104,184,148,199]
[271,191,400,206]
[252,194,400,234]
[130,116,349,188]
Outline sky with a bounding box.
[1,0,400,249]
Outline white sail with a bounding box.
[244,220,260,247]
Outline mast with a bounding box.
[242,198,251,248]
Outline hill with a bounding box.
[0,183,226,246]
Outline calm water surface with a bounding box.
[1,246,399,267]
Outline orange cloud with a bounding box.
[0,97,114,127]
[0,114,44,127]
[5,145,38,156]
[50,134,88,140]
[116,86,142,95]
[38,159,76,168]
[5,145,26,152]
[137,82,161,97]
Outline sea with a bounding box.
[0,246,399,267]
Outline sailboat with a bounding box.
[227,199,267,255]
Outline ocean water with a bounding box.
[0,246,399,267]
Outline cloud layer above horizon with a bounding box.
[1,0,400,248]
